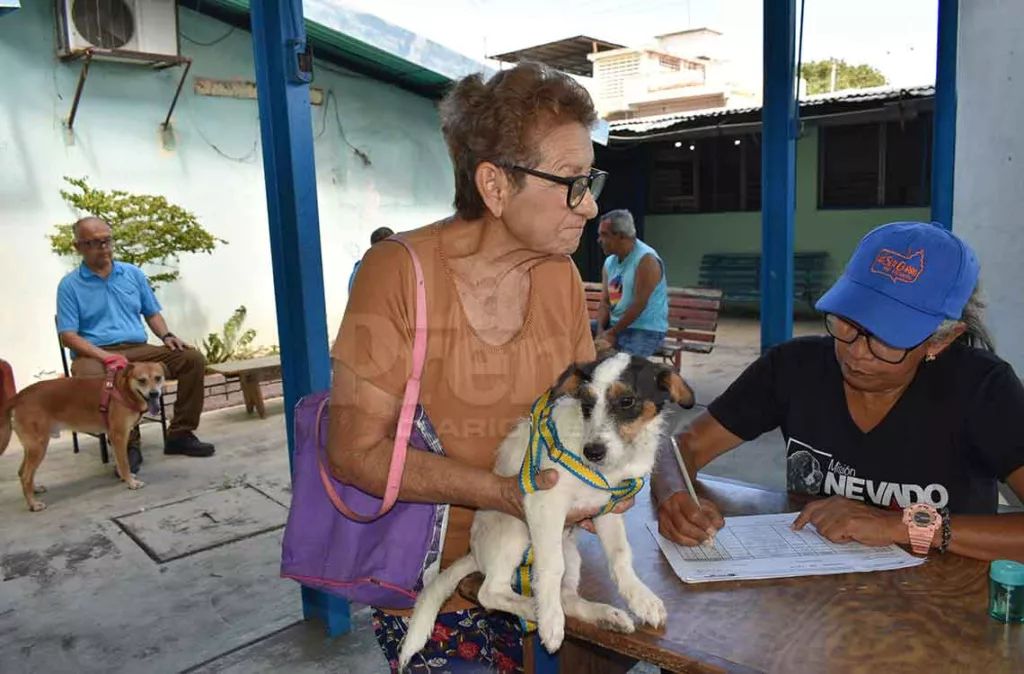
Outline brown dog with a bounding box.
[0,362,167,511]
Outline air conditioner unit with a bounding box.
[55,0,180,61]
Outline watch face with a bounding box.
[912,510,934,527]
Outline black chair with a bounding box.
[55,316,168,464]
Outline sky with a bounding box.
[337,0,940,89]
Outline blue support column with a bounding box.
[760,0,798,352]
[931,0,958,230]
[250,0,352,637]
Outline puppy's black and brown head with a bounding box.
[551,351,695,478]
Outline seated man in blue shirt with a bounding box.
[57,217,215,473]
[593,209,670,357]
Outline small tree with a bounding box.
[49,176,227,289]
[802,58,888,96]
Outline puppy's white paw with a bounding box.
[126,477,146,490]
[594,604,635,633]
[622,582,666,628]
[396,632,426,672]
[28,501,47,512]
[33,484,47,494]
[537,603,566,653]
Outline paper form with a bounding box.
[647,512,925,583]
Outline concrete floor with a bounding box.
[0,318,816,674]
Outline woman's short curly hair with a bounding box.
[439,61,598,220]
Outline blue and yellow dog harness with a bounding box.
[511,389,644,631]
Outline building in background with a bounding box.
[490,28,761,122]
[588,28,761,121]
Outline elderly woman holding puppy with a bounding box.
[328,62,617,671]
[654,221,1024,563]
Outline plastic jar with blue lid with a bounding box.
[989,560,1024,623]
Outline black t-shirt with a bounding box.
[708,336,1024,514]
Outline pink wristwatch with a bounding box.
[903,503,942,555]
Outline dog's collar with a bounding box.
[99,367,146,429]
[518,389,645,515]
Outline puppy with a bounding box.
[398,351,695,668]
[0,362,167,511]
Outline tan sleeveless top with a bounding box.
[331,222,595,613]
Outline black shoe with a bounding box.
[164,432,215,458]
[114,428,143,478]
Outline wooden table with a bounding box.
[556,476,1023,673]
[206,355,281,419]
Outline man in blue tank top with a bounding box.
[593,209,669,357]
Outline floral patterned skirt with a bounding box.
[372,607,524,673]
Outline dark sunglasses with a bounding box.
[506,165,608,209]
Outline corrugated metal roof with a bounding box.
[801,83,935,104]
[181,0,489,99]
[488,36,626,77]
[608,84,936,136]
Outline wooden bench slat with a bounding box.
[584,301,718,322]
[668,306,719,320]
[584,291,722,312]
[669,319,719,332]
[664,329,716,343]
[668,298,722,312]
[657,340,714,355]
[207,355,282,376]
[584,283,723,298]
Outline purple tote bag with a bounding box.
[280,237,449,610]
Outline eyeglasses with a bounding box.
[506,165,608,209]
[77,237,113,250]
[824,314,918,364]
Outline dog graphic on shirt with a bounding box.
[787,449,824,495]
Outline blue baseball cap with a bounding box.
[815,221,980,349]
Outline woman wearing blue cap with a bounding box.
[653,221,1024,562]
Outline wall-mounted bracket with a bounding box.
[62,48,192,131]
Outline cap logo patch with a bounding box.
[871,248,924,284]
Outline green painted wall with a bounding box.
[644,127,931,289]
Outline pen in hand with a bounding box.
[671,436,718,547]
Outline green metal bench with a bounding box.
[698,251,832,312]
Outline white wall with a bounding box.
[954,0,1024,374]
[0,3,458,381]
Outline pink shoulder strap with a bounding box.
[316,236,428,522]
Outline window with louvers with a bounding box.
[819,114,932,208]
[648,136,762,214]
[595,53,641,106]
[649,145,698,214]
[819,123,881,208]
